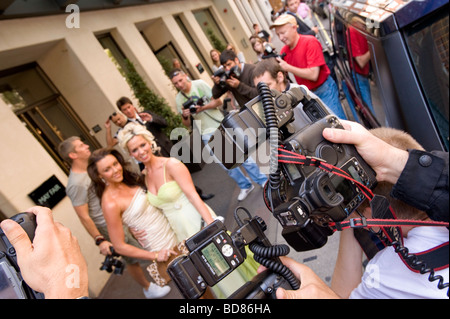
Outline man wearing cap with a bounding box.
[272,14,347,119]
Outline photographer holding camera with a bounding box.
[212,49,259,110]
[271,14,347,120]
[170,68,224,131]
[273,121,449,299]
[170,68,267,201]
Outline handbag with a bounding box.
[147,241,188,287]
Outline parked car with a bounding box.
[330,0,448,151]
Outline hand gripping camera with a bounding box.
[100,246,124,275]
[167,208,299,299]
[261,43,286,60]
[207,83,377,252]
[0,213,44,299]
[213,65,241,89]
[182,96,209,115]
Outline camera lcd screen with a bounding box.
[347,165,363,184]
[201,243,230,278]
[250,100,266,125]
[285,163,302,181]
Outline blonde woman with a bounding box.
[210,49,221,72]
[118,123,259,298]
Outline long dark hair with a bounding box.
[87,148,145,199]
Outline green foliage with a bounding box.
[124,59,184,138]
[206,28,226,52]
[157,55,172,77]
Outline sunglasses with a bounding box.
[109,112,117,120]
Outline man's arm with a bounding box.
[198,97,222,112]
[212,82,228,100]
[105,119,118,147]
[355,51,371,70]
[73,204,113,255]
[331,227,364,298]
[181,111,191,127]
[232,79,258,100]
[196,80,223,112]
[277,58,320,82]
[73,203,101,238]
[140,111,168,128]
[392,150,449,222]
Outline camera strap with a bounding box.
[277,147,374,199]
[277,147,449,294]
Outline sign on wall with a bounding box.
[28,175,66,209]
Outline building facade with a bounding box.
[0,0,273,297]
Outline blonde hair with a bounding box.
[117,122,160,155]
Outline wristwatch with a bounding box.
[95,235,105,246]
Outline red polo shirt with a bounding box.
[281,35,330,90]
[347,26,370,76]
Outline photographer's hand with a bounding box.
[276,257,340,299]
[99,240,114,256]
[0,206,89,299]
[276,57,290,71]
[322,120,409,184]
[181,108,191,126]
[226,77,240,89]
[212,75,220,85]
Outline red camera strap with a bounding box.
[277,147,375,200]
[329,217,449,231]
[276,147,449,275]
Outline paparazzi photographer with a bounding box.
[271,14,347,120]
[212,49,259,109]
[274,121,449,299]
[170,68,267,201]
[332,126,448,299]
[170,68,224,131]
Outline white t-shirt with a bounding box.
[350,226,449,299]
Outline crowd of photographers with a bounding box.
[1,0,448,300]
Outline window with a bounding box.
[97,33,129,77]
[193,8,228,52]
[175,15,213,75]
[405,10,449,150]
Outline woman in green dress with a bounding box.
[119,123,259,298]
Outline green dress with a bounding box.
[146,159,259,298]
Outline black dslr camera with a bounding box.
[100,247,124,275]
[167,208,299,299]
[182,96,208,114]
[262,43,286,60]
[0,213,44,299]
[207,84,377,252]
[213,65,242,89]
